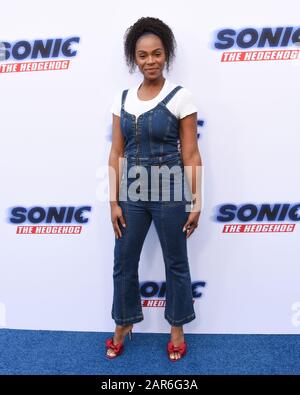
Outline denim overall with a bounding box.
[111,85,196,327]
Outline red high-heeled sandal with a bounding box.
[105,329,133,359]
[167,340,187,361]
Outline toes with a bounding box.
[107,348,116,357]
[170,352,182,360]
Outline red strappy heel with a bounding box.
[105,328,133,359]
[167,340,187,361]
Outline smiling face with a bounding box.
[135,33,166,80]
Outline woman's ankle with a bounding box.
[113,324,133,342]
[116,323,133,332]
[170,326,184,342]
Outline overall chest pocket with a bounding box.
[120,112,132,140]
[148,110,174,143]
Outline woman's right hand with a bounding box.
[111,203,126,239]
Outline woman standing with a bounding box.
[106,17,202,361]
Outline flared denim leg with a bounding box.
[111,200,152,325]
[150,200,196,327]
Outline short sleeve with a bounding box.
[177,88,198,119]
[110,91,122,117]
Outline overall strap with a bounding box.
[121,89,129,109]
[161,86,183,105]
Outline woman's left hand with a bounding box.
[183,210,201,238]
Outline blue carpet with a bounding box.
[0,329,299,375]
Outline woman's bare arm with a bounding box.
[108,114,126,238]
[108,114,125,206]
[179,112,203,213]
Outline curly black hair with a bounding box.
[123,17,177,74]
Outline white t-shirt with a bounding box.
[110,79,198,119]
